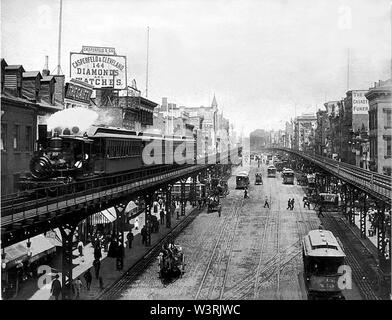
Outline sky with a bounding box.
[1,0,390,135]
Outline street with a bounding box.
[117,162,362,300]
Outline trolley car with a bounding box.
[255,172,263,185]
[302,229,346,300]
[236,171,250,189]
[282,169,295,184]
[267,165,277,178]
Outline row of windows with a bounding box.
[1,123,33,152]
[106,139,141,158]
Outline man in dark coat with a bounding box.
[83,269,92,291]
[51,274,62,300]
[127,231,134,249]
[141,226,147,245]
[160,209,165,225]
[93,259,101,279]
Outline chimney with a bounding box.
[42,55,50,77]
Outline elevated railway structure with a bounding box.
[1,151,236,299]
[264,148,391,263]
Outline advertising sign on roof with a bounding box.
[70,52,127,90]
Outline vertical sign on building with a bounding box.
[352,90,369,114]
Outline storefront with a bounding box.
[1,234,57,299]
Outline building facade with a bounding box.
[366,79,392,176]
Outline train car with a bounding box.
[302,229,346,300]
[267,165,277,178]
[282,169,295,184]
[236,171,250,189]
[19,125,196,190]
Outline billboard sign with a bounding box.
[65,79,94,104]
[352,90,369,114]
[70,52,127,89]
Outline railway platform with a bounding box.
[10,203,197,300]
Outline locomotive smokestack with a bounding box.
[50,131,62,152]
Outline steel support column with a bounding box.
[377,204,386,259]
[114,204,126,270]
[59,222,78,300]
[191,174,197,207]
[180,178,186,216]
[360,193,367,238]
[144,193,153,246]
[165,185,172,228]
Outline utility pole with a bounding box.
[346,48,350,92]
[145,26,150,98]
[56,0,63,75]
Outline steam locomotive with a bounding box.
[20,124,197,190]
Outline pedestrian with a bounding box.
[134,217,140,230]
[99,277,104,290]
[77,240,84,257]
[218,205,222,217]
[94,243,102,261]
[290,198,295,210]
[93,259,101,279]
[287,198,291,210]
[318,205,324,218]
[127,231,134,249]
[158,198,163,209]
[141,226,147,245]
[160,208,165,225]
[153,201,158,214]
[83,269,92,291]
[263,196,270,208]
[244,188,249,199]
[50,274,62,300]
[73,277,83,299]
[303,196,308,208]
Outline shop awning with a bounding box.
[90,207,117,225]
[29,235,57,263]
[4,243,28,269]
[45,229,62,247]
[3,234,56,268]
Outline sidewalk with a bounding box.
[12,203,197,300]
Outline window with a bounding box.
[1,123,7,151]
[385,110,392,128]
[13,125,20,150]
[25,126,32,151]
[385,137,392,158]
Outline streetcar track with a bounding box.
[194,196,243,299]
